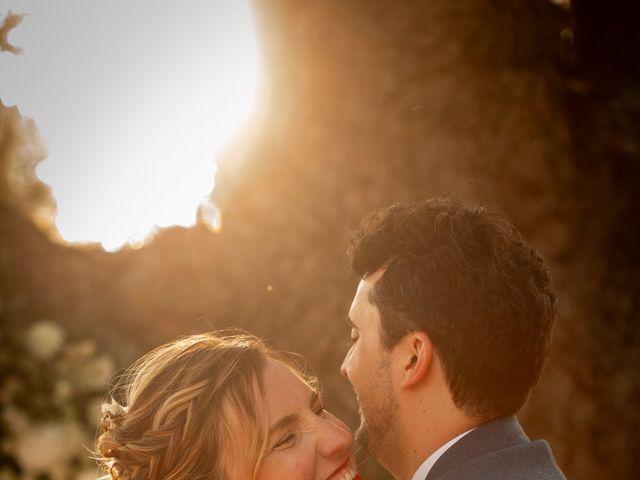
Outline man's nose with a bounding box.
[340,356,348,378]
[318,416,352,458]
[340,349,351,378]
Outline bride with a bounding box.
[95,332,361,480]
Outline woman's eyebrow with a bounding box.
[268,391,320,436]
[269,413,298,436]
[309,390,320,407]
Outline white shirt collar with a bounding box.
[410,428,475,480]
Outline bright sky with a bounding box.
[0,0,259,251]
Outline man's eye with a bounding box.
[349,327,359,344]
[273,432,296,450]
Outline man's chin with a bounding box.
[354,422,369,451]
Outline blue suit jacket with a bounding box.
[425,416,567,480]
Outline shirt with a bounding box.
[410,428,475,480]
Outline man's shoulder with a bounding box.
[426,417,566,480]
[433,439,566,480]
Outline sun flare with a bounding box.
[3,1,259,252]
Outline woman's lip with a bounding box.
[327,457,351,480]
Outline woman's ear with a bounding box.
[399,332,433,389]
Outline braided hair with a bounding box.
[95,332,286,480]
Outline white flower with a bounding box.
[25,321,65,360]
[14,421,81,474]
[100,397,125,418]
[76,355,115,392]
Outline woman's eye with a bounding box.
[314,403,327,417]
[272,432,296,450]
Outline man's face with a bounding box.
[340,269,399,460]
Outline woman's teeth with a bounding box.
[338,468,357,480]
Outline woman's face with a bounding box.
[256,360,357,480]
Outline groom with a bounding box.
[341,198,567,480]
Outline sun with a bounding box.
[3,0,259,252]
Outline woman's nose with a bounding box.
[318,414,352,458]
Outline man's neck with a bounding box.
[386,410,482,480]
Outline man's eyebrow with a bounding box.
[268,391,320,436]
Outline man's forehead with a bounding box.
[351,267,386,312]
[360,267,386,289]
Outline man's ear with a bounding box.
[399,332,433,389]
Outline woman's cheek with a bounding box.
[259,449,313,480]
[286,452,314,479]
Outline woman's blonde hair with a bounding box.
[95,331,301,480]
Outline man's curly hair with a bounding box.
[349,198,557,418]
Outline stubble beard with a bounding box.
[354,358,399,464]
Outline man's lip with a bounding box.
[326,457,350,480]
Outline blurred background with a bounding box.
[1,0,639,479]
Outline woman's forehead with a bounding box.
[264,359,312,390]
[263,360,315,405]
